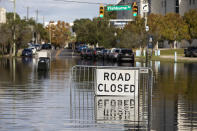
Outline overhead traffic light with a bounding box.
[132,2,138,17]
[99,5,104,18]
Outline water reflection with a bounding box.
[152,62,197,130]
[0,57,197,130]
[22,57,32,64]
[77,59,135,67]
[95,96,138,123]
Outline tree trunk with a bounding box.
[9,44,13,57]
[154,41,159,50]
[174,41,177,49]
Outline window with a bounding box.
[193,0,195,4]
[189,0,192,5]
[175,0,179,13]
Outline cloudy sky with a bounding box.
[0,0,119,23]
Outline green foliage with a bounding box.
[73,17,117,48]
[118,16,147,48]
[0,12,49,55]
[148,14,164,46]
[161,13,190,43]
[73,19,93,43]
[184,9,197,43]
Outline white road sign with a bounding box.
[96,69,139,96]
[142,3,149,13]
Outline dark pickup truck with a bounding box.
[184,47,197,57]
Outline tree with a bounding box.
[118,16,147,48]
[73,19,92,44]
[148,14,164,49]
[161,13,190,48]
[94,17,117,48]
[183,9,197,44]
[15,19,32,49]
[46,21,71,48]
[0,13,48,56]
[73,17,117,48]
[0,24,12,55]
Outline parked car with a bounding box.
[34,44,41,51]
[41,43,52,50]
[77,45,88,53]
[28,46,36,54]
[117,48,135,62]
[184,47,197,57]
[84,48,94,59]
[103,49,111,59]
[109,48,121,61]
[94,47,105,58]
[98,49,108,59]
[37,57,50,70]
[21,48,33,57]
[80,48,87,58]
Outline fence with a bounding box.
[69,65,153,130]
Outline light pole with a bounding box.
[13,0,16,56]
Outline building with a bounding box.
[0,7,6,24]
[145,0,197,16]
[117,0,197,19]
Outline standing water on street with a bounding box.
[0,57,197,130]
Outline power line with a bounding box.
[53,0,110,5]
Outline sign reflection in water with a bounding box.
[95,96,138,124]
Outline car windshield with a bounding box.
[115,50,120,53]
[87,49,92,52]
[121,49,132,54]
[96,48,104,51]
[24,49,31,51]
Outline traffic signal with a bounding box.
[99,5,104,18]
[132,2,138,17]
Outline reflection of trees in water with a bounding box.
[152,62,197,130]
[50,58,77,80]
[0,58,43,100]
[184,63,197,99]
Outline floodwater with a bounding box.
[0,57,197,131]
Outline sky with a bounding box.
[0,0,120,24]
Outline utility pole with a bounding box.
[36,9,38,22]
[143,0,149,67]
[13,0,16,56]
[49,21,52,44]
[43,16,45,26]
[26,6,29,20]
[35,9,38,44]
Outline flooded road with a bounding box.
[0,57,197,130]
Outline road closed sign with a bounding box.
[96,69,139,96]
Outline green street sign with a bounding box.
[107,5,132,11]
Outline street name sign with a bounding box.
[107,5,132,11]
[96,69,139,96]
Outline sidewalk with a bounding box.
[154,55,197,62]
